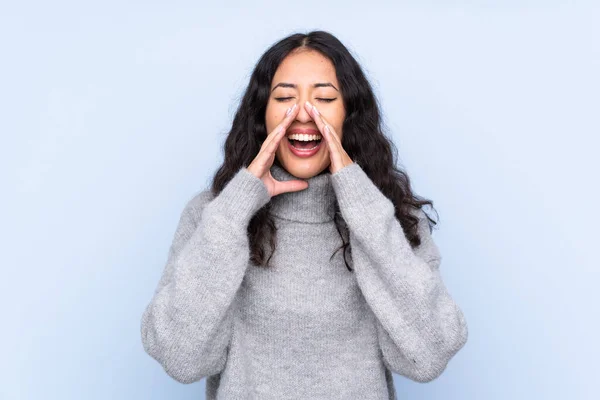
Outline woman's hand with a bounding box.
[246,102,309,197]
[304,101,354,175]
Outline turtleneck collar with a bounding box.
[268,163,337,223]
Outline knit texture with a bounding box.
[140,162,468,399]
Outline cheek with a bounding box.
[331,107,345,133]
[265,106,281,131]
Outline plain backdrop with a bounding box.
[2,1,598,399]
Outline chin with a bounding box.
[282,160,327,179]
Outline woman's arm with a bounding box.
[330,163,468,383]
[140,167,271,384]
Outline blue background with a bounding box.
[3,1,598,399]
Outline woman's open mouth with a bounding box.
[287,136,323,158]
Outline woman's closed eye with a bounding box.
[275,97,337,103]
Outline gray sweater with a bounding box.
[140,162,468,399]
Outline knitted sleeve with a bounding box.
[330,162,468,383]
[140,167,271,384]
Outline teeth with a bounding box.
[288,133,322,141]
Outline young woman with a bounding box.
[141,30,468,399]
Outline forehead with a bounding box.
[271,49,338,88]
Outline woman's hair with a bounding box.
[210,30,438,272]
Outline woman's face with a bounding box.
[266,49,346,179]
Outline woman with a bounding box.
[141,30,468,399]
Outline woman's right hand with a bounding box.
[246,102,308,198]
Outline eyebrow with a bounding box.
[271,82,339,92]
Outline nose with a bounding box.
[293,100,313,124]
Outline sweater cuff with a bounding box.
[331,162,391,213]
[206,167,271,227]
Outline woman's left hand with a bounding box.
[305,101,354,175]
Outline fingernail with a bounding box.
[312,104,320,116]
[285,105,293,116]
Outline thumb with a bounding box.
[276,179,309,195]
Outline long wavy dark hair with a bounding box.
[210,30,438,272]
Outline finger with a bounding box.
[257,103,299,165]
[303,101,326,136]
[323,123,345,169]
[304,101,342,154]
[267,102,298,139]
[272,179,308,196]
[255,126,284,170]
[316,107,342,144]
[262,102,298,150]
[268,104,298,150]
[305,101,348,170]
[304,101,334,140]
[322,116,342,143]
[266,124,288,155]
